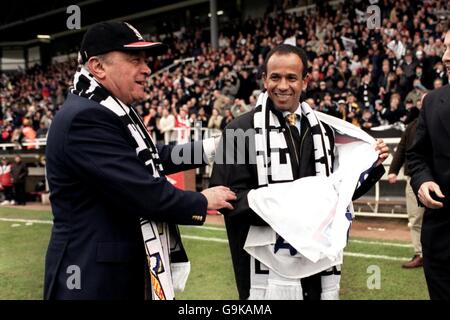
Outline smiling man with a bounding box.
[210,44,389,300]
[44,21,236,300]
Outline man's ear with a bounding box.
[87,57,106,80]
[262,72,268,90]
[302,73,310,91]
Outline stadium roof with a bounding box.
[0,0,207,45]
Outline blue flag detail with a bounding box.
[274,235,298,256]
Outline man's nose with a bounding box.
[142,62,151,76]
[277,77,289,90]
[443,48,450,63]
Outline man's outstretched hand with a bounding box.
[201,186,237,210]
[418,181,445,209]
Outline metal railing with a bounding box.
[0,138,47,151]
[0,131,406,218]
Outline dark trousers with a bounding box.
[423,251,450,300]
[13,182,26,205]
[422,209,450,300]
[3,186,13,201]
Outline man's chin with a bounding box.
[132,92,146,103]
[274,99,294,111]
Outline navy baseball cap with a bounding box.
[79,21,168,63]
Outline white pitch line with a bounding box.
[0,218,53,224]
[184,225,226,232]
[349,239,413,248]
[193,226,413,248]
[182,234,410,261]
[344,252,409,261]
[182,235,228,243]
[0,218,414,259]
[0,218,411,262]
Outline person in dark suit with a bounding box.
[11,155,28,205]
[44,21,235,300]
[388,109,424,269]
[407,22,450,300]
[210,44,389,300]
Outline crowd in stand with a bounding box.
[0,60,75,147]
[0,0,448,146]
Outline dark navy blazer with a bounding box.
[44,93,208,299]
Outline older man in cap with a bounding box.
[44,21,235,300]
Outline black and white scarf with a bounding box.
[71,66,188,300]
[246,91,341,300]
[253,92,332,185]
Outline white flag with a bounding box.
[284,35,296,46]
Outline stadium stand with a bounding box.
[0,0,448,215]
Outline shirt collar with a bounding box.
[282,104,302,119]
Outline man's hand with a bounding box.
[388,173,397,184]
[201,186,237,210]
[418,181,445,209]
[375,139,389,166]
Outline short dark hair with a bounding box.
[263,44,309,78]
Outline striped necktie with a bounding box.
[286,113,297,127]
[285,113,301,168]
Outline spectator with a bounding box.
[207,108,223,130]
[220,109,235,130]
[373,99,389,126]
[385,93,406,124]
[11,155,28,205]
[405,78,427,106]
[401,51,418,83]
[358,73,376,111]
[158,108,175,144]
[22,118,37,149]
[359,109,380,132]
[36,122,49,139]
[433,78,444,89]
[0,157,13,205]
[230,98,252,118]
[388,102,424,269]
[320,94,340,118]
[1,122,13,142]
[144,108,158,140]
[345,93,362,126]
[196,107,208,128]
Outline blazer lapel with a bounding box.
[437,86,450,138]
